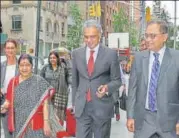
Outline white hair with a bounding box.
[83,19,103,35]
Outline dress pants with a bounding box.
[76,102,111,138]
[134,110,179,138]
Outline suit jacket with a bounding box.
[1,60,19,88]
[127,47,179,132]
[72,45,121,118]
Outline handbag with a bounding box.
[48,100,63,138]
[0,93,5,106]
[66,108,76,136]
[119,90,127,111]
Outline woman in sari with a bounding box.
[1,54,55,138]
[40,51,72,125]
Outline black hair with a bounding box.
[48,51,61,69]
[18,54,33,66]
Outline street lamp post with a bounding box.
[141,1,146,36]
[34,0,41,74]
[173,0,177,49]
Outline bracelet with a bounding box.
[1,106,7,110]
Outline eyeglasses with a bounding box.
[145,33,164,39]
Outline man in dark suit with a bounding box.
[127,20,179,138]
[72,19,121,138]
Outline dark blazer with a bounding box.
[72,45,121,118]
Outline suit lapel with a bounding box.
[142,50,150,87]
[92,46,105,78]
[158,47,171,85]
[1,61,7,86]
[81,46,89,78]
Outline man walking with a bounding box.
[72,19,121,138]
[127,20,179,138]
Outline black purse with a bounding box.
[119,90,127,111]
[0,94,5,106]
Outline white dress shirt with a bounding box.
[145,46,166,110]
[86,45,99,64]
[2,65,16,94]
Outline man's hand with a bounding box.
[176,123,179,135]
[127,119,135,132]
[1,106,8,113]
[96,85,108,98]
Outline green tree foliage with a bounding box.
[112,8,139,47]
[67,4,83,50]
[160,9,177,49]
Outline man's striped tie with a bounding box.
[148,53,160,112]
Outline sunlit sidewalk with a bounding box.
[111,109,134,138]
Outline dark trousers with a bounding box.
[134,110,179,138]
[76,102,111,138]
[114,101,120,115]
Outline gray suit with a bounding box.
[127,48,179,138]
[72,45,121,138]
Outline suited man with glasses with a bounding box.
[127,20,179,138]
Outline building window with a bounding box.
[53,2,56,11]
[12,15,22,30]
[12,0,21,4]
[56,2,59,12]
[47,1,51,9]
[54,2,59,12]
[0,20,2,33]
[106,6,108,13]
[61,22,65,37]
[46,22,49,32]
[54,22,59,33]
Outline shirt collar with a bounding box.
[150,45,166,57]
[86,44,100,53]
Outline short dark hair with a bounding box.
[18,54,33,66]
[4,39,18,48]
[48,51,60,68]
[146,20,168,34]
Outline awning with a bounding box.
[0,33,8,45]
